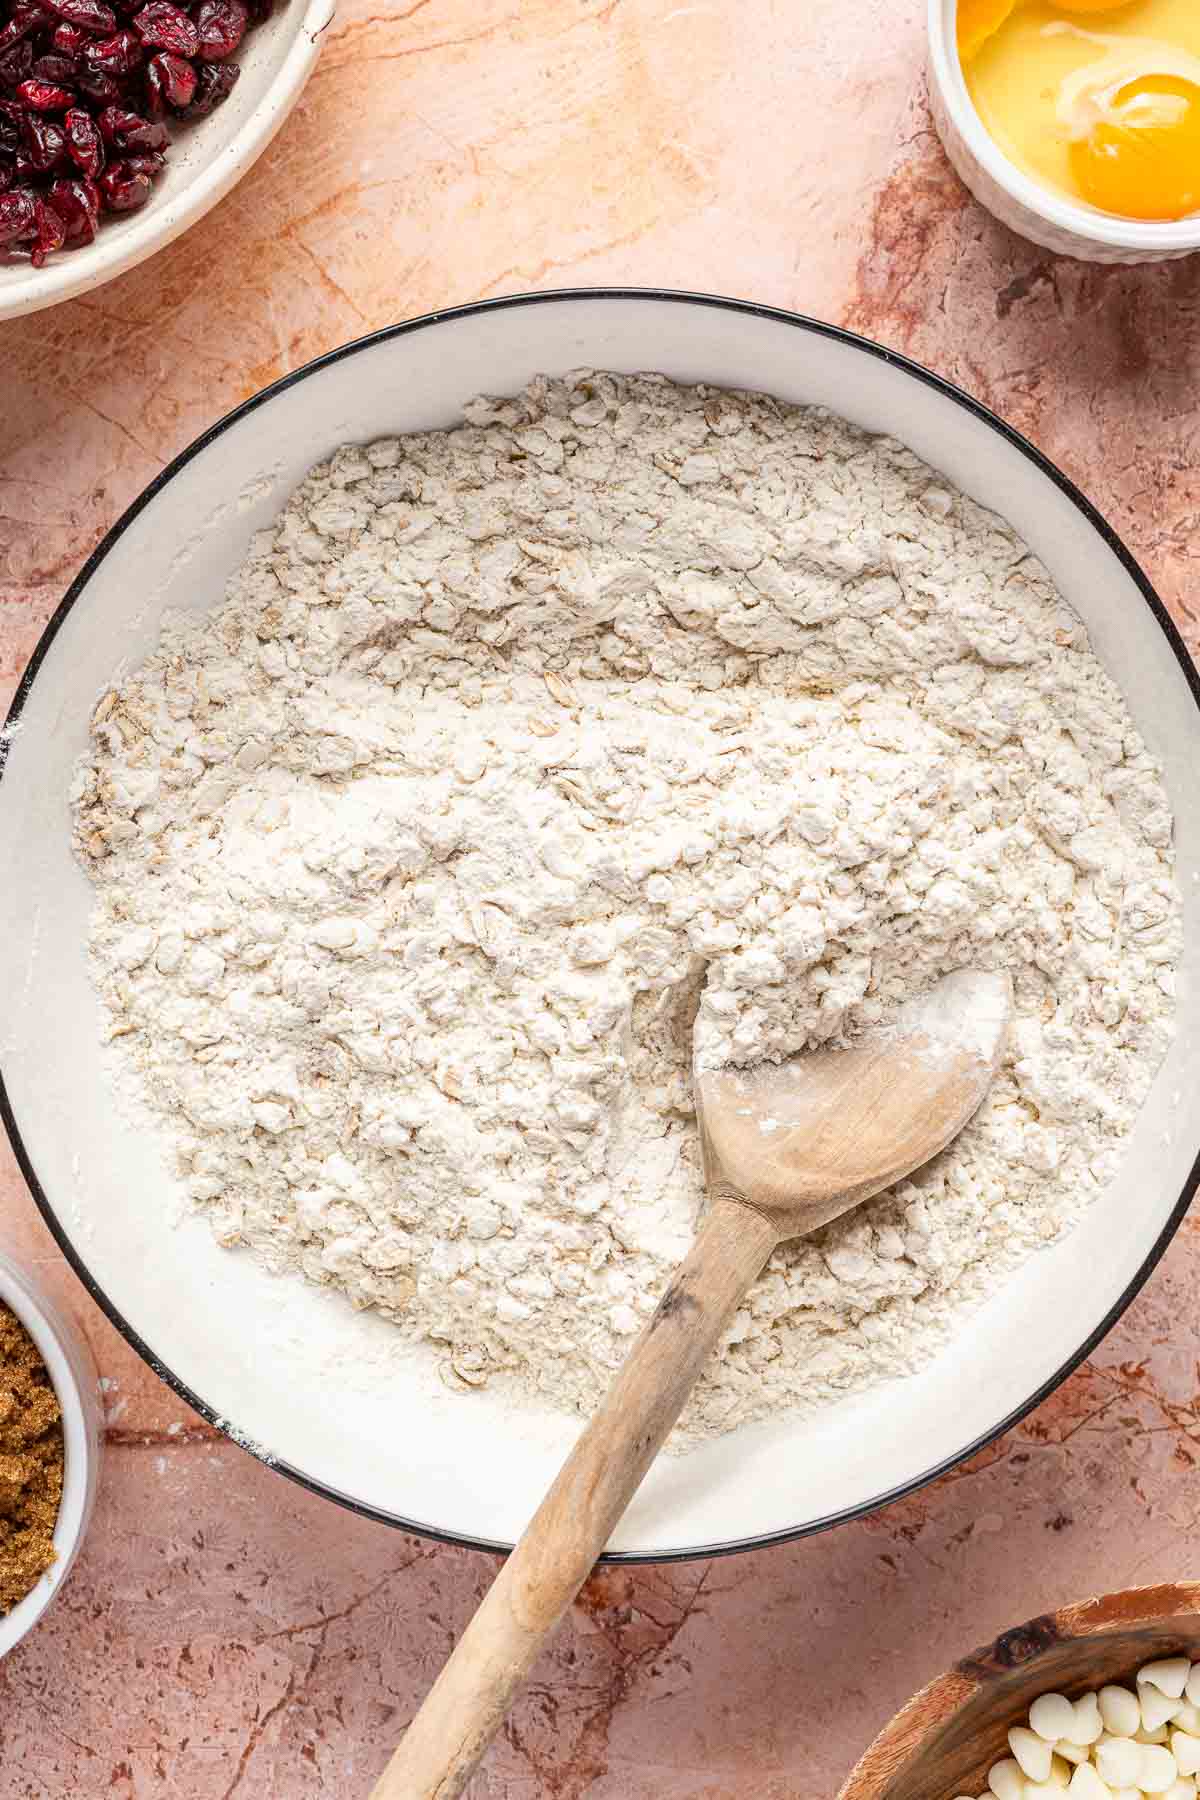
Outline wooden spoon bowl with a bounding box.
[837,1582,1200,1800]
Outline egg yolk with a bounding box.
[1051,0,1136,12]
[957,0,1017,63]
[1070,73,1200,219]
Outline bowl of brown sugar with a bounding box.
[0,1250,101,1656]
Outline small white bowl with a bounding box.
[0,1251,101,1656]
[0,0,334,324]
[928,0,1200,264]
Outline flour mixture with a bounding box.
[72,373,1182,1443]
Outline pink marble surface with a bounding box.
[3,1,1200,1793]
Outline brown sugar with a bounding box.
[0,1301,63,1614]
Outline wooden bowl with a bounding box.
[838,1582,1200,1800]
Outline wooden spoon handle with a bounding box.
[370,1193,779,1800]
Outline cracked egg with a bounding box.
[959,0,1200,223]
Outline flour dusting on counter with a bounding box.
[71,373,1181,1444]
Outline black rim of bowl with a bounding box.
[3,287,1198,1563]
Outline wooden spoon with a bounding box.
[371,968,1012,1800]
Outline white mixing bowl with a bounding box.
[1,290,1197,1559]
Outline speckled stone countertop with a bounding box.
[3,2,1200,1794]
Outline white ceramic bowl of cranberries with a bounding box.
[0,0,332,319]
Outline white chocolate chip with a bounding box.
[1144,1688,1185,1733]
[1066,1695,1104,1747]
[1174,1731,1200,1777]
[1143,1662,1192,1701]
[1058,1740,1090,1765]
[1032,1696,1080,1743]
[1010,1726,1054,1783]
[1066,1765,1110,1798]
[988,1758,1025,1800]
[1027,1759,1072,1793]
[1094,1738,1142,1787]
[1141,1744,1181,1793]
[1099,1687,1143,1739]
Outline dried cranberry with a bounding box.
[43,0,116,31]
[132,0,194,53]
[177,55,234,116]
[47,169,96,238]
[80,26,141,72]
[96,100,162,146]
[32,53,80,82]
[0,35,32,81]
[0,183,35,240]
[72,64,118,100]
[20,111,65,168]
[194,0,243,60]
[51,19,87,52]
[97,155,147,208]
[63,101,102,171]
[137,114,169,147]
[0,4,47,53]
[144,46,188,105]
[95,99,135,139]
[27,191,62,260]
[141,50,164,112]
[14,75,74,107]
[121,144,157,174]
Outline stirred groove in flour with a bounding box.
[70,372,1182,1446]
